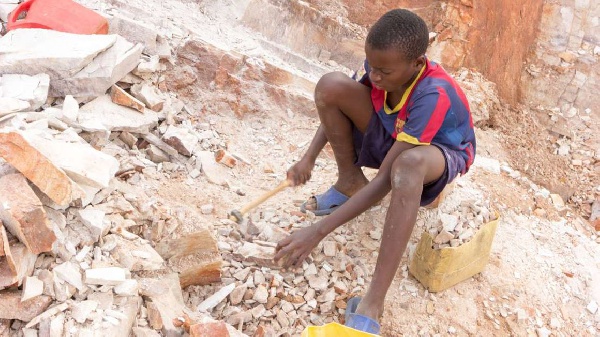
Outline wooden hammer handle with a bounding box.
[239,179,291,216]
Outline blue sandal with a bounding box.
[345,297,381,334]
[300,186,349,216]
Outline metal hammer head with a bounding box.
[229,210,243,223]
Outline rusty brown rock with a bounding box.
[0,174,56,254]
[179,260,222,288]
[0,132,75,206]
[215,149,237,168]
[0,289,52,322]
[110,85,145,112]
[0,233,37,289]
[190,321,230,337]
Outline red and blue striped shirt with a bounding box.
[354,58,476,173]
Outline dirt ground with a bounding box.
[76,0,600,335]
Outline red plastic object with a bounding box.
[7,0,108,35]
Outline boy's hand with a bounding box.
[274,225,324,269]
[286,159,314,186]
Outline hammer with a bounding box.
[229,179,291,223]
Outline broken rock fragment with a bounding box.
[162,125,198,156]
[0,230,37,289]
[131,84,165,112]
[0,131,80,206]
[79,95,158,134]
[0,74,50,111]
[0,173,56,254]
[110,85,145,112]
[0,29,143,97]
[0,290,52,322]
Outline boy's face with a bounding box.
[365,44,425,93]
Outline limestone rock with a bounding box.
[108,14,159,55]
[20,131,119,189]
[162,126,198,157]
[0,74,50,110]
[79,95,158,134]
[138,274,184,336]
[0,29,143,97]
[0,131,79,206]
[197,283,236,312]
[71,300,98,324]
[106,235,164,272]
[85,267,129,286]
[233,242,277,268]
[78,209,108,241]
[131,84,165,112]
[197,151,229,186]
[52,262,83,291]
[21,276,44,302]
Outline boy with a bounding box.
[274,9,475,324]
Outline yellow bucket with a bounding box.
[409,216,500,292]
[301,322,380,337]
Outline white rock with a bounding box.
[131,84,165,112]
[71,300,98,323]
[587,300,598,314]
[85,267,128,285]
[307,275,328,292]
[162,126,198,157]
[440,214,459,232]
[78,209,107,241]
[253,285,269,304]
[21,276,44,302]
[62,95,79,122]
[53,261,83,290]
[0,29,143,97]
[323,241,336,257]
[0,74,49,110]
[136,55,160,74]
[79,95,158,134]
[472,156,501,174]
[200,204,214,215]
[434,230,454,244]
[197,283,236,312]
[197,151,228,186]
[536,327,551,337]
[108,14,159,55]
[0,97,30,115]
[0,3,18,22]
[114,279,139,296]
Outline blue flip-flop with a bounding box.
[300,186,349,216]
[345,297,381,334]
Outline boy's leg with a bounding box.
[356,145,446,319]
[304,72,374,210]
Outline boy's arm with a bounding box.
[314,140,415,236]
[275,140,415,268]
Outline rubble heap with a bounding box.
[0,23,241,337]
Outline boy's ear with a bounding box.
[414,55,426,68]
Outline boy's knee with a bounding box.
[314,72,349,107]
[390,150,426,189]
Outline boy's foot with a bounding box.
[301,186,349,216]
[301,177,368,216]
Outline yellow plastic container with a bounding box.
[301,322,380,337]
[409,216,500,292]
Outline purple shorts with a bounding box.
[352,114,466,206]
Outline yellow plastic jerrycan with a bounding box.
[301,322,380,337]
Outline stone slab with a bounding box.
[79,95,158,134]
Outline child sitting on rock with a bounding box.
[274,8,476,330]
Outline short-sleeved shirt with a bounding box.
[353,57,476,173]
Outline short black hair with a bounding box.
[366,9,429,60]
